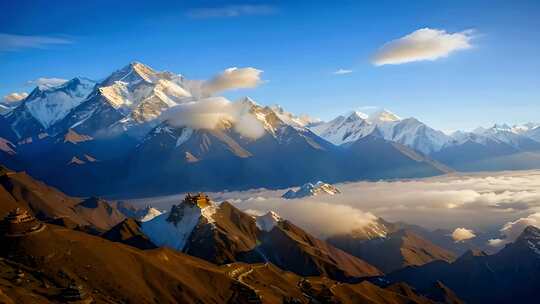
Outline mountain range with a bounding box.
[1,62,539,197]
[383,226,540,304]
[0,165,470,303]
[3,166,539,303]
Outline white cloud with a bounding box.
[333,69,353,75]
[202,67,264,96]
[372,28,473,66]
[2,92,28,103]
[134,170,540,243]
[187,5,275,18]
[26,77,68,89]
[488,212,540,247]
[451,227,476,242]
[160,96,265,139]
[232,197,378,238]
[0,33,72,51]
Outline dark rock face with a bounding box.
[385,226,540,304]
[102,218,157,249]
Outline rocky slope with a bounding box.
[135,195,382,281]
[0,202,448,303]
[385,226,540,303]
[329,229,456,273]
[0,165,131,232]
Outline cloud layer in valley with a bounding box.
[0,33,72,51]
[372,28,473,66]
[136,171,540,247]
[2,92,28,103]
[220,171,540,243]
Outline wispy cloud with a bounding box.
[2,92,28,103]
[0,33,72,51]
[201,67,264,96]
[333,69,353,75]
[372,28,474,66]
[488,212,540,247]
[187,4,276,19]
[26,77,68,88]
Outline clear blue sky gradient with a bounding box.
[1,0,539,131]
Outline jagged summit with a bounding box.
[6,76,96,133]
[516,225,540,243]
[141,193,217,250]
[255,211,282,232]
[282,181,340,199]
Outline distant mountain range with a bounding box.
[1,62,539,197]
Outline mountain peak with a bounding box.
[282,181,340,199]
[103,61,157,86]
[256,211,282,232]
[516,225,540,242]
[348,111,369,120]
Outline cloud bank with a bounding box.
[239,197,379,238]
[2,92,28,103]
[136,171,540,242]
[27,77,68,89]
[0,33,72,51]
[201,170,540,240]
[187,5,275,18]
[452,227,476,242]
[372,28,473,66]
[160,96,265,139]
[202,67,263,96]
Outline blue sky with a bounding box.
[1,0,539,131]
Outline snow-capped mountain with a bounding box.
[5,77,96,139]
[269,105,319,128]
[471,123,540,149]
[141,196,217,250]
[139,194,381,279]
[138,206,164,222]
[431,124,540,172]
[54,62,195,138]
[255,211,282,231]
[310,110,451,154]
[282,181,340,199]
[526,126,540,142]
[309,111,376,145]
[6,61,538,197]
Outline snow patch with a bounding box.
[256,211,282,232]
[282,181,340,199]
[141,205,202,251]
[175,128,193,147]
[139,207,164,222]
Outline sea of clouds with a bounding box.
[133,170,540,247]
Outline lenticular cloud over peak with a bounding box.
[372,28,474,66]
